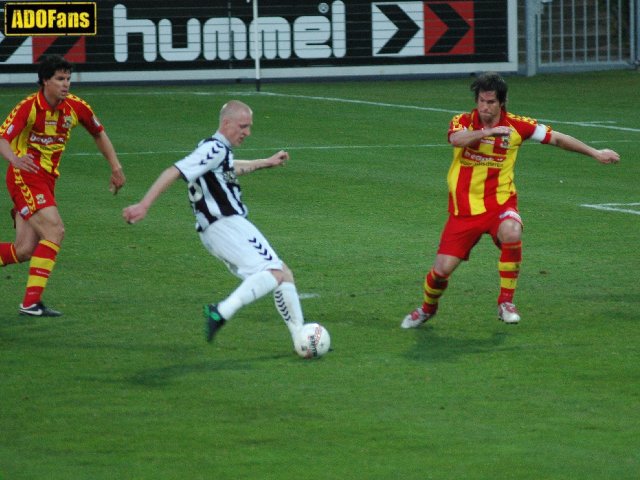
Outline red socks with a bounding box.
[21,240,60,308]
[498,241,521,304]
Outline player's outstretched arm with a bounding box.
[548,131,620,164]
[234,150,289,175]
[93,131,126,194]
[123,166,181,224]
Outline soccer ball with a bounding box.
[294,323,331,359]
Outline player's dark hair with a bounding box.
[37,55,73,86]
[470,72,508,107]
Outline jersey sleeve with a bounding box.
[0,96,33,142]
[67,95,104,136]
[530,123,552,143]
[174,138,227,182]
[507,113,552,144]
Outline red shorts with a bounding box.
[6,167,57,221]
[437,197,522,261]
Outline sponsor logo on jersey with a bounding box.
[29,132,65,146]
[462,149,505,165]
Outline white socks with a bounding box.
[216,274,305,339]
[218,270,278,320]
[274,282,304,337]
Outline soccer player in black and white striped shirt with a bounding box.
[123,100,305,346]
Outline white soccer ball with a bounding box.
[294,323,331,359]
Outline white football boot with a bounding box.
[401,307,437,329]
[498,302,521,324]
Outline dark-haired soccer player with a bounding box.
[0,55,126,316]
[402,71,619,328]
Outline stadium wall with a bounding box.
[0,0,517,85]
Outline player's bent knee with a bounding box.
[281,263,295,283]
[498,219,522,243]
[13,236,40,261]
[270,264,294,285]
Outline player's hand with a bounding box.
[109,167,126,195]
[266,150,289,167]
[10,153,38,173]
[595,149,620,164]
[123,204,147,224]
[491,126,511,137]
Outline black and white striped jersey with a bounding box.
[174,132,247,232]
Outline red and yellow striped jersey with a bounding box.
[446,109,552,216]
[1,90,103,178]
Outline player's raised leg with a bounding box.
[205,270,279,342]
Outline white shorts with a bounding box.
[199,215,283,279]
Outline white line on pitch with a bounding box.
[56,88,636,133]
[581,203,640,215]
[299,293,320,299]
[66,143,449,157]
[230,91,640,134]
[2,88,638,133]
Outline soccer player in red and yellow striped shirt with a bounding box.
[0,55,126,317]
[402,72,619,328]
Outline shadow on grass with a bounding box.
[0,314,66,338]
[127,360,252,387]
[404,326,518,362]
[127,351,294,387]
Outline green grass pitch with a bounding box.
[1,70,639,479]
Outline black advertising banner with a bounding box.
[1,0,516,83]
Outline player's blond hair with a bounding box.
[219,100,252,124]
